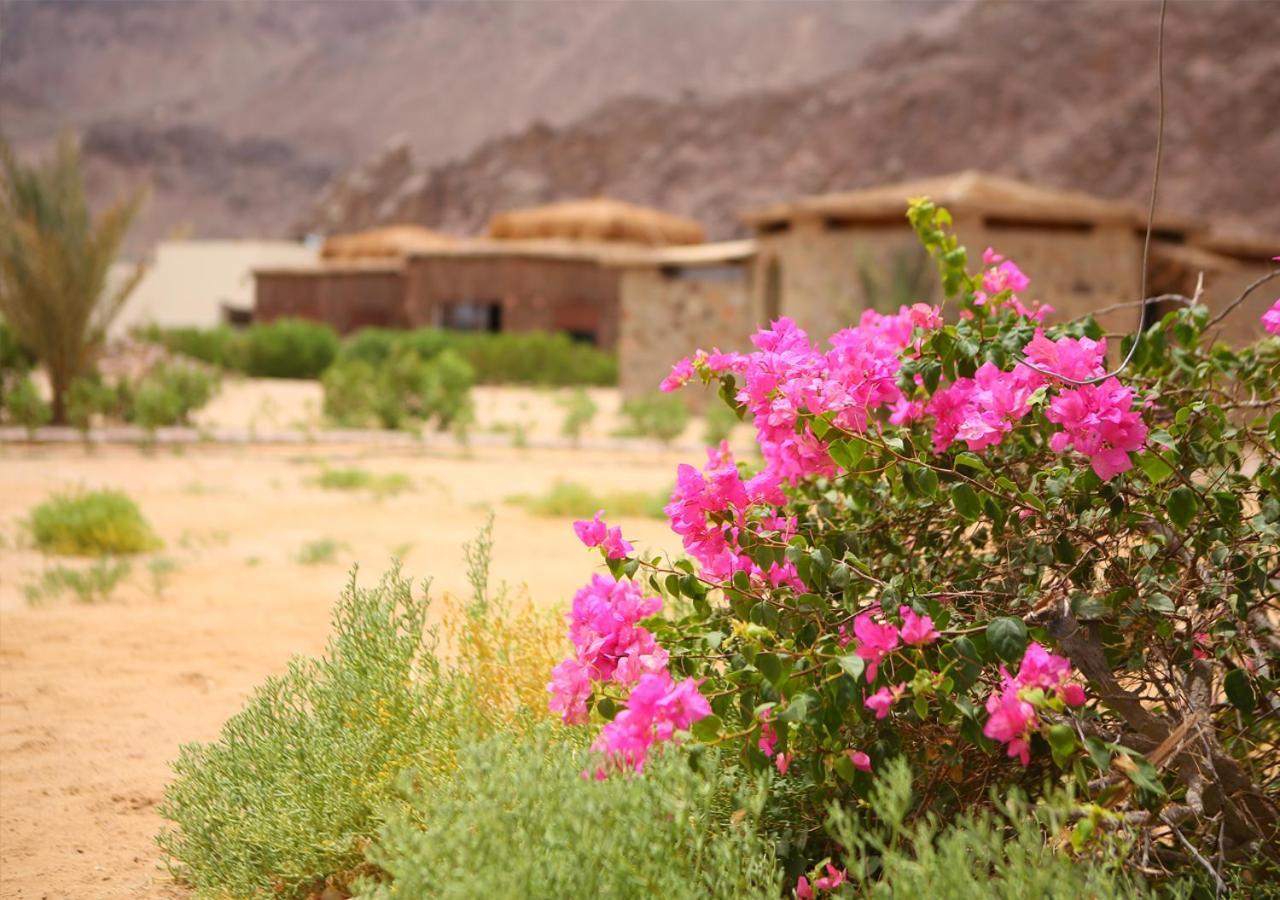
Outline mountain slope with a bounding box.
[307,0,1279,240]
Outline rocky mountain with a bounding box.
[0,0,937,253]
[304,0,1280,241]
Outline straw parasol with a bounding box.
[320,224,455,261]
[487,197,704,246]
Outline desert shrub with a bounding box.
[322,347,474,431]
[825,757,1160,899]
[312,467,413,499]
[243,318,338,379]
[614,391,689,444]
[27,488,160,556]
[557,387,598,445]
[65,375,119,437]
[358,733,782,900]
[23,557,132,605]
[0,318,35,374]
[120,363,218,429]
[702,397,741,446]
[136,323,247,370]
[547,199,1280,889]
[158,528,563,899]
[295,537,347,566]
[506,479,668,519]
[2,374,51,436]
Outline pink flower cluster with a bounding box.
[590,670,711,775]
[983,642,1086,765]
[796,865,846,898]
[548,571,712,774]
[573,511,634,559]
[975,248,1052,321]
[665,442,801,589]
[548,575,666,724]
[852,606,939,684]
[1263,298,1280,335]
[1045,378,1148,480]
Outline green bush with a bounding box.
[827,757,1161,899]
[312,468,413,499]
[336,327,617,387]
[27,489,161,556]
[702,399,741,446]
[295,537,348,566]
[157,548,564,899]
[65,375,119,436]
[615,391,689,445]
[121,363,218,430]
[0,319,34,374]
[2,374,51,436]
[557,387,598,445]
[506,479,668,519]
[358,734,782,900]
[243,318,339,379]
[136,324,247,370]
[23,557,132,605]
[322,347,474,432]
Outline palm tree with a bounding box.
[0,134,146,422]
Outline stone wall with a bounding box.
[618,263,753,404]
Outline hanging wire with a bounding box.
[1017,0,1168,386]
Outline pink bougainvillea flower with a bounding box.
[1045,377,1147,481]
[775,752,792,776]
[814,864,847,891]
[795,875,813,900]
[983,683,1036,764]
[1023,329,1106,382]
[853,610,901,682]
[592,671,711,773]
[565,574,662,683]
[899,605,940,646]
[865,682,906,720]
[547,658,592,725]
[573,511,634,559]
[848,749,872,772]
[1262,298,1280,335]
[660,357,696,392]
[1192,631,1212,661]
[757,708,778,758]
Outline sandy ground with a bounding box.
[0,385,694,898]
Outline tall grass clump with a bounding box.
[506,479,668,519]
[312,467,413,499]
[28,489,160,556]
[322,347,473,431]
[158,527,563,899]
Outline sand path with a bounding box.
[0,439,683,898]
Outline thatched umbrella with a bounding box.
[488,197,704,246]
[320,224,455,261]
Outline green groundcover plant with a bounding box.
[28,488,161,556]
[549,201,1279,892]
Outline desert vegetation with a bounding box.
[149,204,1280,898]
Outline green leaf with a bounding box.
[1048,723,1076,768]
[837,654,866,682]
[1137,453,1174,485]
[986,617,1028,663]
[834,752,857,783]
[778,692,816,724]
[951,483,981,522]
[954,452,989,474]
[1223,669,1255,712]
[1168,485,1198,530]
[756,652,783,686]
[690,714,722,742]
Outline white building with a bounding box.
[109,240,317,339]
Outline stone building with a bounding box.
[605,240,757,401]
[1185,233,1278,346]
[742,171,1146,339]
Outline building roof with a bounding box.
[601,239,757,268]
[320,224,455,261]
[1193,231,1279,262]
[407,237,633,264]
[488,197,705,246]
[743,170,1140,229]
[254,260,404,277]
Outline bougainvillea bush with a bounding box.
[551,202,1279,891]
